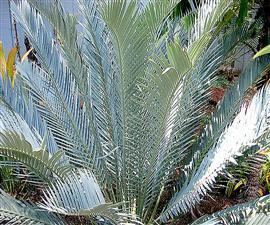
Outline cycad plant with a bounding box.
[1,0,270,224]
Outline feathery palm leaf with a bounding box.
[160,59,270,221]
[0,189,65,225]
[192,194,270,225]
[0,131,71,183]
[40,169,140,224]
[0,0,269,224]
[10,1,108,178]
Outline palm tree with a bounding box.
[0,0,270,224]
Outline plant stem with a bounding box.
[147,185,164,225]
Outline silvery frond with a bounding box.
[192,195,270,225]
[11,1,110,185]
[4,0,270,224]
[40,169,141,225]
[0,131,72,184]
[161,80,270,221]
[0,188,65,225]
[0,98,41,149]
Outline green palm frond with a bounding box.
[142,0,182,37]
[16,61,83,163]
[40,169,141,224]
[0,188,65,225]
[26,0,86,93]
[0,131,71,183]
[223,127,270,183]
[189,0,233,43]
[144,0,237,201]
[78,0,122,174]
[1,0,269,224]
[99,0,188,211]
[40,169,106,214]
[0,99,41,149]
[192,195,270,225]
[0,67,60,154]
[11,1,108,180]
[144,14,254,218]
[160,58,270,221]
[99,2,238,219]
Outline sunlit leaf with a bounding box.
[0,41,6,80]
[253,45,270,59]
[6,47,17,79]
[233,178,246,191]
[167,42,192,76]
[188,33,211,63]
[21,47,33,62]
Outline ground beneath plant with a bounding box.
[169,160,267,225]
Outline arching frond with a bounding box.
[0,67,60,154]
[10,1,109,184]
[190,0,233,43]
[40,170,106,214]
[163,17,266,200]
[7,0,270,224]
[0,131,71,183]
[0,189,65,225]
[78,0,125,201]
[40,169,140,224]
[192,195,270,225]
[160,58,270,221]
[99,0,187,210]
[26,0,84,87]
[141,2,243,218]
[0,99,41,149]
